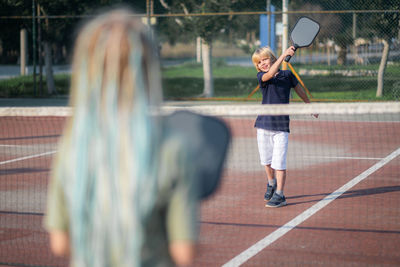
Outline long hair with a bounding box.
[53,9,162,266]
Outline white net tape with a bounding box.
[0,102,399,117]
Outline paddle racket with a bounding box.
[165,110,231,199]
[285,16,320,62]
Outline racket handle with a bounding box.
[284,45,298,62]
[284,55,292,62]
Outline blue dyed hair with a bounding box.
[53,9,163,266]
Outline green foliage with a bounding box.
[158,0,233,43]
[360,0,400,41]
[0,0,32,63]
[1,64,399,101]
[0,74,70,97]
[163,63,400,101]
[0,0,146,64]
[0,75,34,97]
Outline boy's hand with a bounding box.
[283,46,296,58]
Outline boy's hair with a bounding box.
[251,46,277,72]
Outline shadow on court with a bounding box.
[200,220,400,235]
[286,185,400,206]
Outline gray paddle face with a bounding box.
[165,111,231,199]
[290,17,320,48]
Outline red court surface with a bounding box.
[1,114,399,266]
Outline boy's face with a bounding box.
[257,57,272,72]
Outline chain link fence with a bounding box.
[0,2,400,266]
[153,3,400,101]
[0,1,399,101]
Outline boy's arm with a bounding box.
[293,83,319,118]
[261,46,295,82]
[293,83,310,103]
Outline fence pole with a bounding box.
[20,29,27,75]
[282,0,288,70]
[267,0,271,47]
[32,0,37,96]
[37,3,43,95]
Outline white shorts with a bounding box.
[257,128,289,170]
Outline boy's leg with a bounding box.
[264,165,276,201]
[267,169,287,207]
[257,129,277,200]
[275,169,286,195]
[270,131,288,194]
[264,165,274,181]
[266,131,288,207]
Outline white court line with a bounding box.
[222,147,400,267]
[304,155,383,160]
[0,144,29,148]
[0,151,57,165]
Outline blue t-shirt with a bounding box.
[254,70,298,132]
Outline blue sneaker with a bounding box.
[266,193,287,208]
[264,183,276,201]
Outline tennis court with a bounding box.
[0,103,400,266]
[194,109,400,266]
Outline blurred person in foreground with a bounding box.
[44,8,198,266]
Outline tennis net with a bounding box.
[1,102,399,266]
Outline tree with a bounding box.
[363,1,399,97]
[292,0,356,65]
[0,0,33,64]
[300,0,399,96]
[159,0,233,97]
[38,0,111,93]
[1,0,136,93]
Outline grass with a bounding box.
[162,62,257,98]
[162,61,400,101]
[297,76,399,101]
[1,61,399,101]
[0,74,70,97]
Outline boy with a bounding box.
[251,46,317,208]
